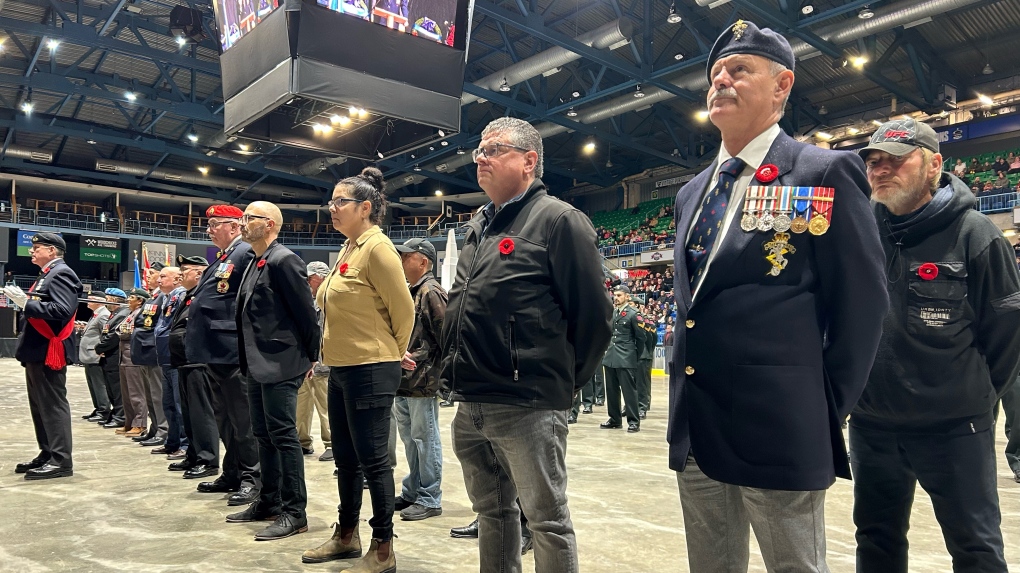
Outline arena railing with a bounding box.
[976,191,1018,213]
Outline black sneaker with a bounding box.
[302,447,314,456]
[318,448,333,462]
[226,502,280,523]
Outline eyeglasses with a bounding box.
[327,197,364,210]
[241,214,272,225]
[471,142,530,163]
[206,219,234,230]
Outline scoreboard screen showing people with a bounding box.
[314,0,459,47]
[214,0,281,51]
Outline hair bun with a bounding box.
[359,167,386,194]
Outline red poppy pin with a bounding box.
[498,238,515,256]
[620,311,626,317]
[755,164,779,183]
[918,263,939,281]
[338,263,349,275]
[185,299,191,306]
[257,259,266,269]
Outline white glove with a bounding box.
[3,285,27,309]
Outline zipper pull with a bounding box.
[970,422,975,433]
[514,369,519,381]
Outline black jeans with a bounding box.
[850,423,1007,572]
[84,364,111,415]
[101,356,124,421]
[181,365,218,467]
[161,366,187,452]
[328,362,400,541]
[248,374,306,519]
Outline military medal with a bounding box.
[217,280,229,293]
[809,187,834,235]
[763,232,796,277]
[772,186,793,232]
[143,316,153,327]
[741,186,760,232]
[790,187,812,234]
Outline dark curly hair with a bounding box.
[335,167,388,225]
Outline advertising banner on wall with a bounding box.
[81,236,121,262]
[142,242,177,267]
[639,248,674,264]
[18,229,62,256]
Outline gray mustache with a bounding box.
[709,88,738,104]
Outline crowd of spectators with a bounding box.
[620,269,677,334]
[952,154,1020,198]
[594,204,677,248]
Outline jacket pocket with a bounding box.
[508,315,519,382]
[906,262,970,349]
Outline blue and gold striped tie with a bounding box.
[686,157,746,286]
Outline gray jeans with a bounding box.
[677,457,830,573]
[452,402,576,573]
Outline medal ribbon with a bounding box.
[792,187,812,217]
[779,186,792,213]
[811,187,835,223]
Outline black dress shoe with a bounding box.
[132,432,155,442]
[82,410,99,420]
[102,420,123,429]
[302,447,314,456]
[600,420,622,429]
[254,514,308,541]
[394,496,414,511]
[226,502,280,523]
[582,406,593,414]
[25,463,73,480]
[627,423,640,433]
[86,414,105,423]
[168,460,195,471]
[638,410,647,420]
[567,415,577,424]
[197,478,241,493]
[595,399,604,406]
[450,518,479,538]
[183,464,218,479]
[139,437,165,447]
[14,458,48,474]
[227,486,259,506]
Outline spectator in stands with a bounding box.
[969,158,980,174]
[983,181,994,194]
[953,159,967,178]
[992,173,1010,191]
[993,156,1009,176]
[1011,155,1020,174]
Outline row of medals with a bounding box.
[740,206,830,235]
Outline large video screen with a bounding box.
[214,0,282,52]
[315,0,459,47]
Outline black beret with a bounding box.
[31,232,65,251]
[177,255,209,267]
[707,20,795,83]
[150,262,166,272]
[128,288,152,299]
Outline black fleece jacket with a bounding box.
[853,172,1020,433]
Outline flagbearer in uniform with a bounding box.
[6,232,83,480]
[668,20,888,572]
[600,285,644,433]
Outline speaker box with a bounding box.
[170,6,207,42]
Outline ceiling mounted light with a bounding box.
[801,4,814,15]
[872,119,884,127]
[566,107,578,117]
[176,36,188,47]
[847,126,860,135]
[852,56,868,68]
[674,53,684,61]
[815,131,833,140]
[238,143,249,151]
[983,63,994,75]
[571,90,581,98]
[125,91,137,101]
[438,130,445,137]
[20,100,33,114]
[187,132,199,142]
[858,6,874,19]
[441,141,449,146]
[46,39,59,51]
[634,84,645,98]
[831,57,848,70]
[498,77,511,92]
[413,164,422,172]
[818,105,828,115]
[86,138,97,145]
[198,166,209,175]
[695,110,710,121]
[377,151,385,159]
[456,147,465,155]
[582,141,596,155]
[227,167,236,171]
[667,2,682,24]
[978,93,994,106]
[434,189,443,196]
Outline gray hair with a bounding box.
[768,60,792,119]
[306,261,330,278]
[480,117,544,179]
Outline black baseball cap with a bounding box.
[395,238,437,266]
[859,118,939,158]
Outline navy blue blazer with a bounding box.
[235,241,320,384]
[185,238,255,365]
[668,130,889,491]
[130,293,162,366]
[16,259,82,365]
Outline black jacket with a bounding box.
[235,241,320,384]
[399,273,447,398]
[95,306,130,359]
[168,287,198,368]
[186,237,254,365]
[16,259,82,365]
[853,172,1020,433]
[439,179,614,410]
[130,294,161,366]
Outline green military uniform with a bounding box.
[601,301,643,431]
[637,313,656,417]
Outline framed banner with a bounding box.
[81,236,121,262]
[142,242,177,267]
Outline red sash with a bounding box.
[27,317,75,370]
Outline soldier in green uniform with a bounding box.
[600,285,643,432]
[636,310,656,419]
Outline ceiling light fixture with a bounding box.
[818,105,829,115]
[441,141,449,146]
[413,164,422,172]
[872,119,884,127]
[571,90,581,98]
[187,132,199,142]
[227,167,236,171]
[498,77,511,92]
[176,36,188,47]
[858,6,874,19]
[456,147,465,155]
[634,84,645,98]
[377,151,385,159]
[667,2,682,24]
[847,126,860,135]
[852,56,868,68]
[438,130,445,137]
[815,131,833,140]
[20,100,33,114]
[238,143,249,151]
[566,107,578,117]
[978,93,994,106]
[46,39,59,51]
[582,141,596,155]
[674,53,684,61]
[801,4,814,15]
[695,110,710,121]
[125,91,137,101]
[198,166,209,175]
[435,189,443,196]
[86,138,97,145]
[983,63,994,75]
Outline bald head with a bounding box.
[242,201,282,248]
[158,266,182,293]
[248,201,283,226]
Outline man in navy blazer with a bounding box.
[227,201,319,541]
[668,20,888,572]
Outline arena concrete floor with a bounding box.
[0,360,1017,572]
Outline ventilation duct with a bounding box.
[94,159,323,202]
[3,145,54,164]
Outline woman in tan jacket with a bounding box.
[303,167,414,573]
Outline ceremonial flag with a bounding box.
[133,250,142,289]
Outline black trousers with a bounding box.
[84,363,111,415]
[208,363,261,489]
[570,376,595,418]
[583,365,605,406]
[850,423,1007,572]
[638,358,653,412]
[26,362,73,468]
[248,374,306,519]
[181,365,219,467]
[1001,378,1020,474]
[100,356,124,422]
[329,362,399,541]
[605,366,639,426]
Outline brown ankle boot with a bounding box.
[301,523,362,564]
[340,538,395,573]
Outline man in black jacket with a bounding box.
[7,232,83,480]
[168,256,211,474]
[853,119,1020,572]
[227,201,318,541]
[440,117,613,573]
[95,289,131,430]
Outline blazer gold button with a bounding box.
[686,319,695,328]
[685,366,695,375]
